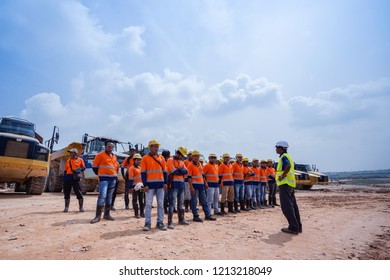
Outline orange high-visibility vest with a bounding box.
[93,151,119,178]
[187,161,204,185]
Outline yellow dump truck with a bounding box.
[0,117,50,194]
[295,163,329,189]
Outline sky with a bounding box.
[0,0,389,172]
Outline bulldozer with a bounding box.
[46,133,131,194]
[0,117,51,195]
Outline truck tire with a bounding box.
[302,185,313,190]
[80,178,98,193]
[26,177,46,195]
[14,183,25,192]
[47,169,63,192]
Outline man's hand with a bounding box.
[190,186,195,196]
[163,183,168,190]
[144,186,150,192]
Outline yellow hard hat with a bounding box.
[177,146,187,157]
[229,159,235,163]
[148,139,160,147]
[267,159,273,162]
[192,150,201,156]
[199,158,204,162]
[222,153,230,158]
[252,158,259,162]
[261,159,267,163]
[209,153,217,158]
[236,153,243,158]
[133,153,142,160]
[242,157,249,162]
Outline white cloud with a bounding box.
[116,26,145,55]
[289,78,390,126]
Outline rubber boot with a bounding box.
[78,198,84,212]
[250,201,256,210]
[178,209,189,225]
[167,212,174,229]
[246,200,252,210]
[103,204,114,221]
[184,200,190,212]
[240,200,248,211]
[63,198,70,213]
[234,201,240,213]
[220,203,226,215]
[273,197,279,206]
[90,205,103,223]
[228,202,236,213]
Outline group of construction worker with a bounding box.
[63,138,302,235]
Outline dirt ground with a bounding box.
[0,183,389,260]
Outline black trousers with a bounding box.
[278,184,301,232]
[63,180,83,200]
[132,189,145,214]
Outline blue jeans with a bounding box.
[168,187,184,213]
[245,183,253,200]
[252,184,260,203]
[207,187,220,214]
[234,183,245,201]
[260,182,267,204]
[97,179,117,207]
[191,186,211,217]
[144,188,165,224]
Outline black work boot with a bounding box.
[178,209,189,225]
[184,200,190,212]
[78,198,84,212]
[90,205,103,223]
[234,201,240,213]
[251,201,257,210]
[273,197,279,206]
[240,200,249,211]
[168,212,174,229]
[103,204,114,221]
[220,203,226,215]
[164,200,168,214]
[228,202,236,213]
[63,198,70,212]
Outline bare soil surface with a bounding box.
[1,184,389,260]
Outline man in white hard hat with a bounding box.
[275,140,302,234]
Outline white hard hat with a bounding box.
[134,182,144,191]
[275,140,289,148]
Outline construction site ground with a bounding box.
[0,183,389,260]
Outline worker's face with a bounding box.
[243,161,248,166]
[150,145,159,154]
[253,161,259,167]
[69,152,77,159]
[105,142,114,153]
[223,157,230,164]
[209,156,216,164]
[267,161,273,167]
[236,156,242,163]
[192,155,200,164]
[134,158,141,167]
[276,146,283,155]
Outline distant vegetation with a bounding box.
[325,169,390,185]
